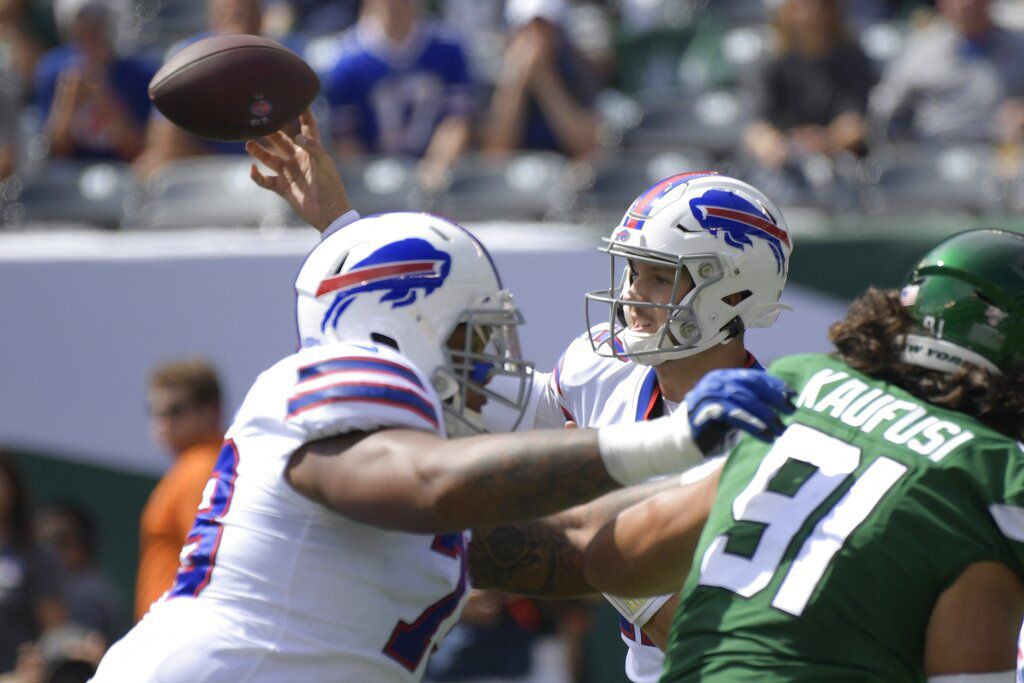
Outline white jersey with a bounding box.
[94,341,469,683]
[524,327,759,683]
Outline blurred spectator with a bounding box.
[426,591,536,681]
[871,0,1024,142]
[483,0,600,159]
[743,0,875,194]
[426,592,580,683]
[0,66,16,179]
[134,0,269,180]
[0,0,58,86]
[33,0,154,161]
[36,503,124,646]
[262,0,357,40]
[0,453,66,673]
[320,0,474,191]
[0,0,58,179]
[1,624,105,683]
[135,360,223,622]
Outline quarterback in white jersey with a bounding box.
[93,116,796,682]
[475,172,794,683]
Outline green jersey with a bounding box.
[662,354,1024,682]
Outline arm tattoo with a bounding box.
[446,430,617,527]
[468,478,679,597]
[469,521,591,596]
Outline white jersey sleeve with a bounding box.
[285,341,444,440]
[94,340,463,683]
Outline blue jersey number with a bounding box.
[383,533,467,672]
[169,440,241,598]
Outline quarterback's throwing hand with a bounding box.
[245,109,352,233]
[685,369,796,455]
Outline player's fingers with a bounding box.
[246,140,287,174]
[739,373,796,414]
[726,391,786,439]
[266,130,298,160]
[293,131,326,160]
[250,163,285,194]
[269,130,308,178]
[300,108,321,142]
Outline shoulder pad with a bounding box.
[543,327,635,425]
[556,326,630,387]
[284,342,442,441]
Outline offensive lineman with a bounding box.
[585,229,1024,682]
[90,114,794,682]
[471,171,793,682]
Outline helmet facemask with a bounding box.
[433,291,534,437]
[585,240,734,366]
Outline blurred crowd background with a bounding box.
[3,0,1024,680]
[2,0,1024,231]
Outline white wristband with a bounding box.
[597,405,704,486]
[320,210,361,240]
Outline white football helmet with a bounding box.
[585,172,793,366]
[295,212,533,435]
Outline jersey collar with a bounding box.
[635,349,762,422]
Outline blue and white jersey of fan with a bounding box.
[320,21,473,156]
[93,341,469,683]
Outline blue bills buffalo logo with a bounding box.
[689,189,790,273]
[317,238,452,332]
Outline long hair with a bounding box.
[829,288,1024,440]
[0,452,34,548]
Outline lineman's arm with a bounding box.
[469,477,679,596]
[923,561,1023,681]
[288,369,794,534]
[288,426,619,534]
[581,466,720,598]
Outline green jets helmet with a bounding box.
[898,228,1024,376]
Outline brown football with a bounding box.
[149,34,320,141]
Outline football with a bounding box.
[149,34,320,141]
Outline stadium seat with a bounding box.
[570,148,714,224]
[9,161,138,230]
[858,21,904,68]
[336,156,426,216]
[127,156,291,230]
[858,144,1004,215]
[428,153,570,223]
[705,0,770,25]
[141,0,208,49]
[624,88,751,156]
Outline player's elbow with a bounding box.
[401,450,468,533]
[581,524,640,596]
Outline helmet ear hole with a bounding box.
[370,332,399,350]
[722,290,753,307]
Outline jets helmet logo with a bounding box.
[689,189,790,273]
[317,238,452,332]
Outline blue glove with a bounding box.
[685,368,796,455]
